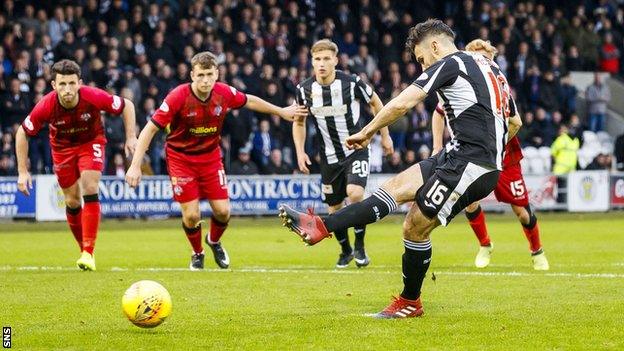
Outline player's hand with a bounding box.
[17,172,33,196]
[381,134,394,156]
[125,165,142,188]
[297,152,312,174]
[124,137,138,158]
[346,130,372,150]
[281,103,308,122]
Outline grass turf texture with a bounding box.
[1,212,623,350]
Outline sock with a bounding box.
[322,188,398,233]
[522,211,542,253]
[334,229,352,254]
[183,223,203,254]
[354,226,366,250]
[208,216,228,244]
[400,239,432,300]
[465,206,491,247]
[81,194,100,255]
[66,206,83,251]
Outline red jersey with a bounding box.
[22,86,125,149]
[503,135,523,168]
[151,82,247,155]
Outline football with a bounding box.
[121,280,172,328]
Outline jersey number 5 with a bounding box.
[92,144,102,158]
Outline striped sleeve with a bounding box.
[412,57,460,94]
[353,75,373,103]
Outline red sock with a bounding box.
[66,206,83,251]
[466,206,491,246]
[183,223,203,254]
[522,221,542,253]
[208,216,228,244]
[81,195,101,255]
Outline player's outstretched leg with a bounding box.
[465,202,493,268]
[279,164,424,245]
[512,205,549,270]
[374,205,438,319]
[206,199,231,269]
[279,187,398,245]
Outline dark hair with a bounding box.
[51,59,81,80]
[405,19,456,52]
[191,51,218,70]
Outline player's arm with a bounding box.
[126,121,159,187]
[15,126,33,196]
[244,94,307,122]
[348,85,426,150]
[369,92,394,156]
[431,106,446,155]
[121,98,138,157]
[292,113,311,174]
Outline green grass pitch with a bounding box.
[1,212,623,350]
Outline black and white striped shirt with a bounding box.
[296,71,374,165]
[413,51,509,170]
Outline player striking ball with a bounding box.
[126,51,306,270]
[431,39,549,270]
[280,19,517,318]
[294,39,393,268]
[16,59,137,271]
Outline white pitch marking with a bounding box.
[0,265,623,279]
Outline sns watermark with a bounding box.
[2,327,10,349]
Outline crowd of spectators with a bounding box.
[1,0,624,177]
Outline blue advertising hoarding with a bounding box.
[0,177,36,218]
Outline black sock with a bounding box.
[400,239,432,301]
[322,188,397,233]
[334,228,352,254]
[354,226,366,250]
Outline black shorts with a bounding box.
[320,149,369,206]
[415,151,500,226]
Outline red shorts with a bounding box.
[165,147,228,203]
[493,163,529,207]
[52,140,105,189]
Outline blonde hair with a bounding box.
[191,51,218,70]
[311,39,338,54]
[465,39,498,60]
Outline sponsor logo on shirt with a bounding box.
[159,101,169,112]
[186,111,197,117]
[59,127,89,134]
[54,120,66,126]
[189,126,218,135]
[310,105,347,116]
[80,113,92,121]
[24,116,34,130]
[112,95,122,110]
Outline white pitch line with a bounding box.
[0,265,623,279]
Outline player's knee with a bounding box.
[64,197,81,209]
[465,202,480,213]
[81,182,99,195]
[402,214,431,242]
[212,207,230,222]
[347,188,364,203]
[183,213,201,227]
